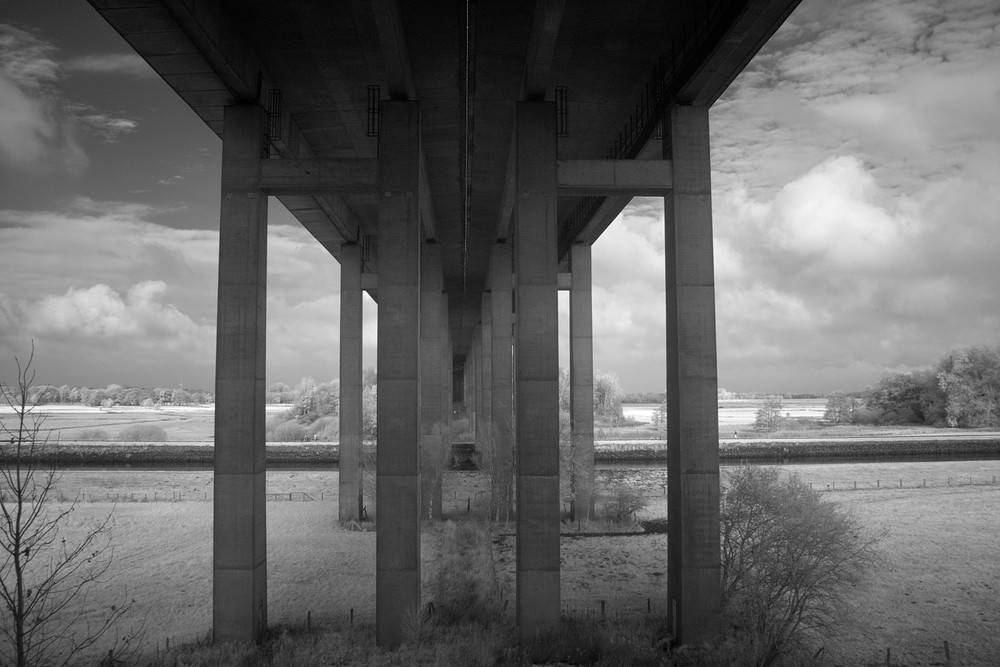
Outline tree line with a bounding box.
[825,343,1000,428]
[22,383,212,408]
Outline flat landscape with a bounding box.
[5,404,1000,664]
[39,460,1000,665]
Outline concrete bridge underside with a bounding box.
[89,0,802,648]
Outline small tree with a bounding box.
[721,466,882,665]
[753,395,786,432]
[822,391,857,424]
[0,346,143,666]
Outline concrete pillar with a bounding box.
[569,243,595,523]
[663,104,721,644]
[490,243,514,522]
[514,101,560,641]
[375,100,422,649]
[470,334,479,436]
[420,243,444,520]
[441,292,452,429]
[339,243,363,522]
[214,104,268,643]
[479,293,493,440]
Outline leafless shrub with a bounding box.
[0,345,144,666]
[721,465,883,665]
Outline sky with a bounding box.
[1,0,998,395]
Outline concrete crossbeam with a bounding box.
[214,104,268,644]
[258,158,378,195]
[375,100,422,649]
[557,159,673,196]
[569,244,595,523]
[514,102,561,642]
[339,243,363,522]
[663,104,721,645]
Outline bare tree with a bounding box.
[0,345,143,666]
[721,466,883,666]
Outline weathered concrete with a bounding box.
[514,102,561,642]
[479,292,493,439]
[420,243,444,520]
[490,243,514,521]
[663,104,721,645]
[570,243,595,523]
[339,242,363,522]
[375,100,422,649]
[214,104,268,644]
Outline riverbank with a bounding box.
[4,435,999,467]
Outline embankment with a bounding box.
[3,437,998,467]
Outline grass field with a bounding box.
[29,459,1000,665]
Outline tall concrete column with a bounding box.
[441,292,452,428]
[420,243,444,520]
[214,104,268,643]
[470,335,479,436]
[490,243,514,522]
[339,243,363,522]
[479,293,493,439]
[514,101,560,641]
[569,243,595,523]
[375,100,422,649]
[663,104,721,644]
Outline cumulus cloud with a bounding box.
[27,281,212,347]
[0,198,354,386]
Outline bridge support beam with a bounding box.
[420,242,444,520]
[339,242,364,522]
[514,101,561,642]
[214,104,268,644]
[490,243,514,521]
[663,104,721,645]
[569,243,595,523]
[375,100,422,649]
[479,293,493,441]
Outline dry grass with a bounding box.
[35,461,1000,665]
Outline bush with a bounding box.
[76,428,109,441]
[117,424,167,441]
[268,419,307,442]
[598,487,648,524]
[721,466,883,665]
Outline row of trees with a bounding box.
[825,344,1000,428]
[24,383,211,408]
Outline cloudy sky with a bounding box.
[1,0,998,395]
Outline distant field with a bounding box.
[0,404,290,443]
[623,397,828,426]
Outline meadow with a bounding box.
[35,459,1000,665]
